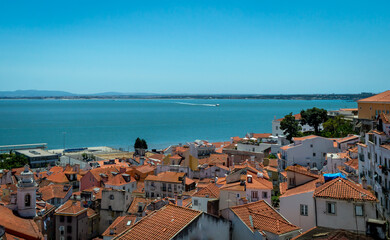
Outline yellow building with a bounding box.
[358,90,390,120]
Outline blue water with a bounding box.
[0,99,356,150]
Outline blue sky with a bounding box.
[0,1,389,94]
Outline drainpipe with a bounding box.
[314,197,318,227]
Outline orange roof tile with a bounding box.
[117,204,202,240]
[246,176,273,190]
[0,205,43,240]
[279,182,288,195]
[193,183,220,198]
[336,135,359,143]
[293,135,319,141]
[134,164,155,174]
[185,178,195,185]
[145,172,185,183]
[102,215,137,237]
[39,184,71,201]
[276,113,302,122]
[357,90,390,103]
[280,179,319,198]
[46,172,69,184]
[252,133,272,139]
[132,182,145,194]
[105,174,135,186]
[314,177,376,201]
[344,158,359,170]
[55,200,87,216]
[220,182,246,191]
[127,197,152,214]
[231,200,300,235]
[286,165,319,179]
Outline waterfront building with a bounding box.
[15,148,60,168]
[358,90,390,120]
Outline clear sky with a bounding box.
[0,1,389,94]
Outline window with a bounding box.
[310,144,313,148]
[194,199,198,206]
[262,192,268,199]
[355,205,364,216]
[60,216,65,222]
[251,191,258,200]
[313,153,316,157]
[327,202,336,214]
[67,226,72,233]
[289,177,296,186]
[110,194,114,200]
[276,126,278,130]
[67,216,72,223]
[236,194,240,198]
[300,204,308,216]
[67,237,72,240]
[25,194,31,207]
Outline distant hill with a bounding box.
[0,90,75,97]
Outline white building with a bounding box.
[16,165,38,218]
[192,183,220,213]
[104,173,137,194]
[226,200,301,240]
[272,113,319,137]
[358,113,390,221]
[144,172,186,198]
[314,177,377,233]
[278,135,338,170]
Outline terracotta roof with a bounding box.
[0,205,43,240]
[48,166,64,173]
[82,186,103,199]
[39,184,71,201]
[134,164,155,174]
[46,172,69,184]
[128,197,152,214]
[279,182,288,195]
[280,179,319,198]
[145,172,185,183]
[55,200,87,216]
[314,177,376,202]
[105,174,135,186]
[291,226,375,240]
[357,90,390,103]
[252,133,272,139]
[231,200,300,235]
[293,135,320,141]
[246,176,273,190]
[193,183,220,198]
[286,165,319,179]
[88,167,119,182]
[264,166,278,172]
[102,215,137,237]
[185,178,195,185]
[132,182,145,194]
[381,144,390,151]
[380,113,390,124]
[87,208,97,218]
[276,113,302,122]
[116,204,202,240]
[220,182,245,191]
[169,154,182,160]
[198,153,228,165]
[336,135,359,143]
[339,108,358,111]
[344,158,359,170]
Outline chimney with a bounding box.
[119,167,126,174]
[111,172,118,176]
[177,194,183,207]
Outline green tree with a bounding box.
[300,107,328,135]
[280,113,302,142]
[322,116,355,138]
[134,137,148,149]
[0,153,28,169]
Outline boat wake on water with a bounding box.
[175,102,220,107]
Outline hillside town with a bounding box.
[0,90,390,240]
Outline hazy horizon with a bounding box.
[1,1,389,94]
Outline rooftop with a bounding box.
[145,172,185,183]
[116,204,202,240]
[193,183,220,198]
[314,177,376,202]
[55,200,87,216]
[39,184,71,201]
[102,215,137,237]
[357,90,390,103]
[231,200,300,235]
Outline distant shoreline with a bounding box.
[0,93,372,101]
